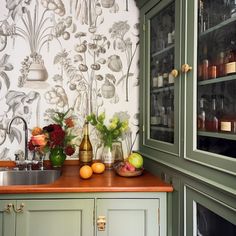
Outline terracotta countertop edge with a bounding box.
[0,165,174,194]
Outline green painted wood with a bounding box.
[0,193,168,236]
[16,199,94,236]
[185,185,236,236]
[184,0,236,174]
[140,0,181,156]
[139,0,236,192]
[144,159,236,236]
[96,198,161,236]
[0,200,16,236]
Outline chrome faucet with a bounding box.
[7,116,29,162]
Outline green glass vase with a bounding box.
[49,147,66,168]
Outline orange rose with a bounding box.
[32,127,43,136]
[31,134,47,146]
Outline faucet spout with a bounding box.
[7,116,28,160]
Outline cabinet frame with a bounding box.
[140,0,182,156]
[139,0,236,177]
[184,0,236,175]
[185,185,236,236]
[0,192,167,236]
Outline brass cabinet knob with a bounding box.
[4,203,13,213]
[97,216,106,231]
[13,203,25,213]
[181,64,192,73]
[170,69,179,78]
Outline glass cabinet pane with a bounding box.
[150,1,175,144]
[197,0,236,158]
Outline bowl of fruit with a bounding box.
[113,152,144,177]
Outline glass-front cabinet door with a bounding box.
[186,0,236,174]
[141,0,181,155]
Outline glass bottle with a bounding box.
[168,53,175,84]
[206,95,218,132]
[230,0,236,17]
[160,95,168,127]
[217,95,225,121]
[217,52,225,77]
[157,61,163,88]
[225,42,236,75]
[197,97,206,130]
[199,0,204,33]
[79,121,93,165]
[167,92,174,128]
[218,95,235,133]
[202,45,209,80]
[162,58,168,86]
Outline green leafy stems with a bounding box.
[87,112,129,148]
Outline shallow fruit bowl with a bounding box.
[115,167,144,177]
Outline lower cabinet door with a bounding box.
[0,201,16,236]
[16,199,94,236]
[96,198,160,236]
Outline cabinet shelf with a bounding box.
[198,74,236,86]
[197,130,236,141]
[152,44,174,58]
[199,16,236,38]
[151,125,174,132]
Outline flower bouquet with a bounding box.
[28,109,76,167]
[87,112,130,168]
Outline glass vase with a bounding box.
[101,141,123,169]
[49,147,66,168]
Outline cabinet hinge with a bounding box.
[157,208,160,225]
[143,24,145,31]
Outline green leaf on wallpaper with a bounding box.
[8,127,22,144]
[117,73,134,86]
[0,72,10,89]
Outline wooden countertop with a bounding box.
[0,165,173,194]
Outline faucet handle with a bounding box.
[14,153,20,161]
[14,154,20,170]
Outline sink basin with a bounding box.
[0,169,61,186]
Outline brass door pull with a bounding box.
[170,69,179,78]
[13,203,25,213]
[4,203,13,213]
[97,216,106,231]
[181,64,192,73]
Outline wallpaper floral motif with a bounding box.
[0,0,139,160]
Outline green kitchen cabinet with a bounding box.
[0,192,166,236]
[0,201,15,236]
[96,198,161,236]
[137,0,236,189]
[136,0,236,235]
[139,0,182,156]
[0,198,94,236]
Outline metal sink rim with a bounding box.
[0,169,62,186]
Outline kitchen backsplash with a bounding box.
[0,0,139,160]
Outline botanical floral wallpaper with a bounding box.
[0,0,139,161]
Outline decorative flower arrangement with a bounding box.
[28,109,76,165]
[87,111,130,148]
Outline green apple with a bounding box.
[128,152,143,169]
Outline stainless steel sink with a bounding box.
[0,169,61,186]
